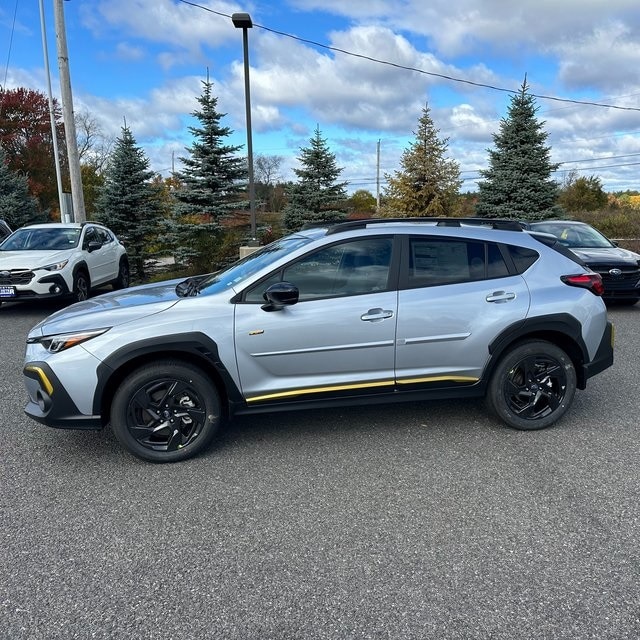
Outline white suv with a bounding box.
[0,222,129,306]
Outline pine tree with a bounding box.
[283,126,348,231]
[95,125,161,281]
[477,78,562,220]
[0,147,41,228]
[382,104,462,217]
[170,79,247,271]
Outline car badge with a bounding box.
[609,268,622,277]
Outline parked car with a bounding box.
[0,219,11,242]
[23,218,613,462]
[524,220,640,305]
[0,222,129,307]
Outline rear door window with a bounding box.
[402,237,510,288]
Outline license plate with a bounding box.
[0,285,16,298]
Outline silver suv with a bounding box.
[23,218,614,462]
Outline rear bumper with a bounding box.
[582,321,614,382]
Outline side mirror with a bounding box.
[261,281,299,311]
[87,241,102,252]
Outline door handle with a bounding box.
[486,291,516,303]
[361,308,394,322]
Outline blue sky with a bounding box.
[3,0,640,194]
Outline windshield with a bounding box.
[0,227,81,251]
[530,223,614,249]
[197,231,325,294]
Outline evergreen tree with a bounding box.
[170,79,246,271]
[382,104,462,217]
[283,126,348,231]
[0,147,40,228]
[96,125,161,281]
[477,78,562,220]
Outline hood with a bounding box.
[571,246,640,264]
[0,250,69,269]
[32,279,185,336]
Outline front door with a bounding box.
[234,236,398,405]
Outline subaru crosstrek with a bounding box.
[23,218,614,462]
[0,222,129,307]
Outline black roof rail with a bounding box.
[325,217,524,235]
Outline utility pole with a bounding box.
[39,0,66,221]
[53,0,86,222]
[376,139,381,213]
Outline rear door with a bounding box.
[395,235,531,388]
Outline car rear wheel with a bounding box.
[72,271,90,302]
[113,258,130,290]
[110,360,222,462]
[486,340,576,431]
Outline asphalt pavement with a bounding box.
[0,301,638,639]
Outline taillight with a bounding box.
[561,273,605,296]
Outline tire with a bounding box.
[110,360,222,462]
[486,340,577,431]
[113,258,130,290]
[72,270,90,303]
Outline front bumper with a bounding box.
[1,274,72,302]
[23,361,103,430]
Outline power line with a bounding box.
[2,0,19,90]
[177,0,640,113]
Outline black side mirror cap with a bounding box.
[261,281,299,311]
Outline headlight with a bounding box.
[40,260,69,271]
[27,328,110,353]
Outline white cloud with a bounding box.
[81,0,241,52]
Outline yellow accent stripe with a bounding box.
[25,365,54,396]
[247,380,394,403]
[247,374,478,403]
[397,375,478,385]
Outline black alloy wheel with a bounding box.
[111,361,222,462]
[486,340,577,431]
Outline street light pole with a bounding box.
[232,12,257,245]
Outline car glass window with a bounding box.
[487,243,510,278]
[96,228,111,244]
[407,238,506,287]
[244,237,393,302]
[83,228,98,249]
[508,245,539,274]
[199,232,324,295]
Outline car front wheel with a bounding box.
[110,360,222,462]
[486,340,577,431]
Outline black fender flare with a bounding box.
[93,332,244,421]
[486,313,589,388]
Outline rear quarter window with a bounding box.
[507,246,540,274]
[528,233,586,268]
